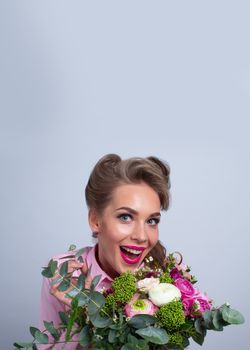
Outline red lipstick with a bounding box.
[120,245,145,265]
[120,250,142,265]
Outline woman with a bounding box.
[39,153,171,349]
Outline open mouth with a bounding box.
[120,246,145,265]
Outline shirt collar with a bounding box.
[85,244,113,289]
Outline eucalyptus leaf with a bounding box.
[59,311,69,325]
[121,344,135,350]
[13,342,33,349]
[180,319,193,331]
[34,331,49,344]
[77,273,85,291]
[191,331,205,346]
[90,274,102,290]
[202,310,213,329]
[57,279,70,292]
[41,267,53,278]
[50,275,63,286]
[135,326,169,345]
[127,334,149,349]
[194,318,206,336]
[44,321,60,340]
[30,326,40,338]
[109,323,124,330]
[128,315,157,329]
[76,290,90,306]
[32,344,38,350]
[79,325,91,346]
[127,334,139,346]
[66,287,79,299]
[212,309,224,331]
[90,312,112,328]
[68,244,77,251]
[49,259,58,276]
[42,259,58,278]
[108,329,117,343]
[87,291,106,316]
[222,305,245,324]
[59,261,68,277]
[75,247,88,258]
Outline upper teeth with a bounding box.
[122,247,142,255]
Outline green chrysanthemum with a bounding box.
[112,271,137,303]
[159,271,173,284]
[168,332,184,347]
[101,294,116,316]
[156,300,185,332]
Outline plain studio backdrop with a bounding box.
[1,1,249,349]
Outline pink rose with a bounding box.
[170,268,182,280]
[174,278,195,297]
[124,293,158,317]
[181,297,194,316]
[194,293,212,313]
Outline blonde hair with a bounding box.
[85,154,171,267]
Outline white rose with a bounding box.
[148,283,181,306]
[137,277,160,293]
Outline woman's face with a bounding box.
[89,182,161,279]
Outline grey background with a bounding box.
[1,1,249,349]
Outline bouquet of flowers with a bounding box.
[14,248,244,350]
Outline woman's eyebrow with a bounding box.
[115,206,161,217]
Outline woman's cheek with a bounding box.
[150,229,159,245]
[116,223,134,236]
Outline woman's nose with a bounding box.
[131,222,147,243]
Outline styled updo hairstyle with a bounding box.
[85,154,171,268]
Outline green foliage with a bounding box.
[87,291,106,316]
[168,332,184,347]
[156,301,185,332]
[90,274,102,290]
[79,325,91,346]
[59,311,69,325]
[13,342,33,349]
[66,299,79,341]
[135,326,169,345]
[75,247,88,259]
[221,304,245,324]
[59,261,68,277]
[34,330,48,344]
[16,246,245,350]
[112,271,137,303]
[164,254,176,271]
[68,244,76,251]
[41,259,58,278]
[159,272,173,284]
[128,314,157,329]
[126,334,149,350]
[43,321,60,340]
[29,327,40,338]
[57,279,70,292]
[76,273,85,291]
[101,293,117,316]
[194,318,207,336]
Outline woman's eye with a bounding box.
[148,218,160,225]
[118,214,132,222]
